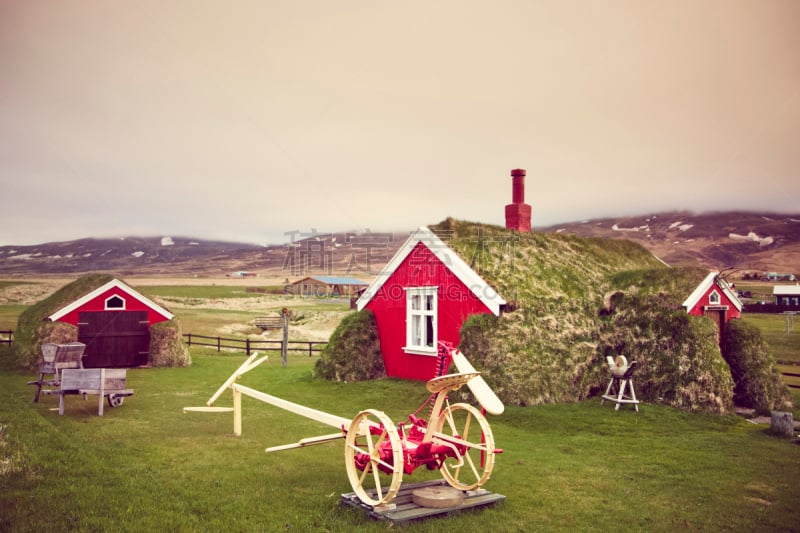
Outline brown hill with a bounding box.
[537,211,800,278]
[0,212,797,278]
[0,232,409,278]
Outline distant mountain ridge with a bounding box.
[0,211,797,277]
[537,211,800,276]
[0,232,409,277]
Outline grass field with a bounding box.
[2,348,800,532]
[733,282,775,303]
[1,278,800,531]
[742,313,800,365]
[137,285,284,299]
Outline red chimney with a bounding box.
[505,168,531,232]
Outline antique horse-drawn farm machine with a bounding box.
[185,342,504,507]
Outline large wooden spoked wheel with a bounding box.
[344,409,403,507]
[434,402,495,491]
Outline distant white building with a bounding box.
[765,272,796,282]
[773,284,800,306]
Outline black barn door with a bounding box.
[78,311,150,368]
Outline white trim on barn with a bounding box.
[48,279,174,322]
[356,226,506,315]
[682,271,742,313]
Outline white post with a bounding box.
[98,369,105,416]
[233,387,242,436]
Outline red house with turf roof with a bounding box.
[682,271,742,344]
[47,278,173,368]
[356,227,506,381]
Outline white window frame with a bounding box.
[708,290,721,305]
[105,294,126,310]
[404,287,438,355]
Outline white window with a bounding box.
[708,290,720,305]
[105,295,126,310]
[405,287,437,354]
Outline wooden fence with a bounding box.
[0,330,12,346]
[743,303,800,314]
[782,370,800,389]
[183,333,326,357]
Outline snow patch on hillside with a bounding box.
[729,232,774,246]
[612,224,649,232]
[669,221,694,231]
[132,251,145,258]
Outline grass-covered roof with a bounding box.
[11,273,115,369]
[319,218,791,413]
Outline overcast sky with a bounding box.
[1,1,798,246]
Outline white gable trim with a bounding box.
[48,278,174,322]
[682,271,742,312]
[356,226,506,315]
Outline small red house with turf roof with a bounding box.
[682,271,742,343]
[356,227,506,381]
[47,278,173,368]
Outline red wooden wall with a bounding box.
[364,242,494,380]
[685,284,741,321]
[54,286,171,327]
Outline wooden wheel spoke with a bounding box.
[370,429,388,452]
[364,433,376,454]
[462,412,472,439]
[435,433,489,451]
[371,468,384,499]
[462,448,481,480]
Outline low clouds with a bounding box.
[1,1,798,245]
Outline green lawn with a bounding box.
[0,305,25,332]
[2,349,799,532]
[732,282,774,303]
[135,284,352,338]
[742,313,800,364]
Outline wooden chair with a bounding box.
[600,355,639,412]
[28,342,86,403]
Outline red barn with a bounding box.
[356,227,506,381]
[682,272,742,344]
[48,278,173,368]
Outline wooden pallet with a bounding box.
[340,479,505,525]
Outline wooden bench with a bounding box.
[254,316,283,331]
[28,342,86,403]
[57,368,134,416]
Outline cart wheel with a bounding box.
[344,409,403,507]
[107,394,124,408]
[434,402,495,491]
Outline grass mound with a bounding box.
[11,273,113,369]
[595,274,735,413]
[149,318,191,367]
[724,319,792,414]
[314,309,384,381]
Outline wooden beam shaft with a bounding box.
[206,352,268,406]
[233,384,351,429]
